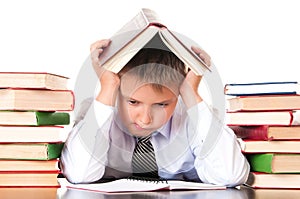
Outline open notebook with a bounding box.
[58,178,226,193]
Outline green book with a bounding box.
[0,143,64,160]
[0,111,70,126]
[247,153,300,173]
[35,111,70,125]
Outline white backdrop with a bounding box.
[1,0,299,89]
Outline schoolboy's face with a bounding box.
[118,80,178,137]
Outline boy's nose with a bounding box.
[139,107,152,125]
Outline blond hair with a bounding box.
[119,48,186,93]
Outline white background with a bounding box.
[1,0,299,89]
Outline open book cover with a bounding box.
[98,8,210,76]
[59,178,226,193]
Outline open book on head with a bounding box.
[59,178,226,193]
[98,8,210,76]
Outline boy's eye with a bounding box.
[157,103,168,108]
[128,100,138,105]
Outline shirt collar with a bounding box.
[154,118,172,140]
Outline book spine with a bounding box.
[225,81,298,86]
[36,112,70,125]
[230,126,270,140]
[47,143,64,160]
[247,154,273,173]
[141,8,162,25]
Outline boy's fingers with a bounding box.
[91,49,102,65]
[90,39,111,67]
[90,39,111,52]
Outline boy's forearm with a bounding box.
[189,102,250,187]
[60,127,107,183]
[179,71,203,108]
[61,100,113,183]
[195,130,250,187]
[95,69,120,106]
[96,85,119,106]
[180,89,203,109]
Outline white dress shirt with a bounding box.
[60,97,249,187]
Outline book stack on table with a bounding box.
[0,72,74,187]
[224,81,300,189]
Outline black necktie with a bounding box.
[132,135,159,178]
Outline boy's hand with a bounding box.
[180,47,211,108]
[90,39,120,106]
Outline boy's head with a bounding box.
[117,48,187,137]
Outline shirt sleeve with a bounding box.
[60,98,114,183]
[188,102,250,187]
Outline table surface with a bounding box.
[1,186,300,199]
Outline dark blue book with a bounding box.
[224,81,299,96]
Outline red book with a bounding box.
[0,171,60,187]
[0,187,58,198]
[238,139,300,153]
[246,172,300,189]
[0,72,69,90]
[227,94,300,112]
[0,159,59,172]
[0,88,74,111]
[0,126,66,143]
[230,125,300,140]
[226,110,300,126]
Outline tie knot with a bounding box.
[137,136,151,143]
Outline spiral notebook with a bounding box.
[58,178,226,193]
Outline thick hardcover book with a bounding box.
[230,125,300,140]
[246,172,300,189]
[0,172,60,187]
[98,8,210,76]
[0,142,64,160]
[0,72,69,90]
[0,111,70,126]
[238,139,300,153]
[226,111,299,126]
[59,177,226,193]
[0,126,66,143]
[247,153,300,173]
[224,81,300,96]
[226,94,300,112]
[0,88,74,111]
[0,159,59,172]
[0,187,58,198]
[245,188,300,199]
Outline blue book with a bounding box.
[224,81,299,96]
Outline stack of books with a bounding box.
[0,72,74,187]
[225,81,300,189]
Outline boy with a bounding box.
[60,39,249,187]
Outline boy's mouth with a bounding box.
[134,123,146,130]
[132,123,155,134]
